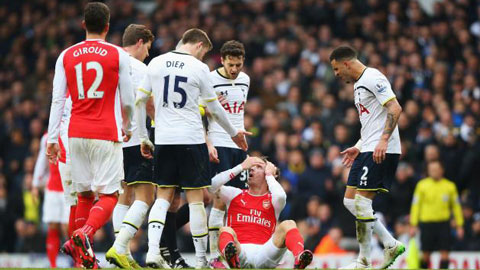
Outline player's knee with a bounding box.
[343,197,356,216]
[213,196,226,209]
[354,194,375,220]
[279,220,297,232]
[219,226,234,234]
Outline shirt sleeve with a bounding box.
[371,74,396,106]
[47,51,68,144]
[137,64,153,103]
[209,165,243,193]
[219,186,242,205]
[198,64,217,102]
[118,49,135,133]
[410,181,422,226]
[266,175,287,219]
[450,183,464,226]
[32,135,49,188]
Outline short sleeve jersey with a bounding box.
[353,68,401,154]
[208,70,249,148]
[138,51,217,145]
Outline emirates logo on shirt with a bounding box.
[263,199,271,209]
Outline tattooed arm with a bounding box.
[373,98,402,163]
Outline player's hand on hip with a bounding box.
[373,139,388,164]
[207,143,219,163]
[46,143,60,165]
[232,130,252,151]
[241,156,264,170]
[122,129,132,142]
[140,139,154,159]
[340,147,360,167]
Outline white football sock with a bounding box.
[148,199,170,255]
[190,202,208,260]
[208,207,225,258]
[355,194,374,263]
[114,200,149,254]
[112,203,129,236]
[344,197,396,248]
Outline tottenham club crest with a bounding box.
[263,199,271,209]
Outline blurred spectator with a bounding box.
[314,227,347,255]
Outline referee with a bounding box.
[409,160,464,269]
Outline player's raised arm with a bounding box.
[209,156,263,193]
[118,49,135,141]
[265,161,287,211]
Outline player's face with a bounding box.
[221,55,244,79]
[138,40,152,62]
[248,161,266,186]
[331,59,353,84]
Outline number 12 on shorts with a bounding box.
[359,166,368,186]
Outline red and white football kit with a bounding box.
[33,133,69,224]
[47,39,134,194]
[210,165,287,268]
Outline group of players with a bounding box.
[36,1,408,269]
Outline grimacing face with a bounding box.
[221,55,244,79]
[331,59,354,84]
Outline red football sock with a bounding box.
[68,205,77,237]
[285,228,304,257]
[219,231,235,254]
[46,227,60,267]
[81,194,118,239]
[75,194,94,229]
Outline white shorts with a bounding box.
[58,161,77,206]
[239,237,286,269]
[42,190,69,224]
[69,138,123,194]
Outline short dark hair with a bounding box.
[181,28,212,50]
[84,2,110,34]
[122,24,154,47]
[220,40,245,59]
[329,46,357,62]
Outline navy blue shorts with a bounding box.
[210,147,248,189]
[123,145,154,185]
[347,152,400,192]
[154,144,210,189]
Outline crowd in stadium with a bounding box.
[1,0,480,259]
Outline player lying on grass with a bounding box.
[208,156,313,269]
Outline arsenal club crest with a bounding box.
[263,199,271,209]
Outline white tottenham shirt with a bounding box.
[123,55,146,148]
[208,69,249,149]
[353,67,401,154]
[137,51,219,145]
